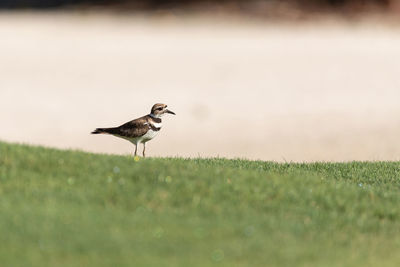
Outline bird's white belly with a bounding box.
[140,129,159,142]
[118,130,159,145]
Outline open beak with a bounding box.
[166,109,176,115]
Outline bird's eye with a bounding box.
[157,107,163,111]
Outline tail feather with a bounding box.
[91,128,110,134]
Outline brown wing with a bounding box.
[107,116,150,138]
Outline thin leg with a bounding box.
[143,143,146,158]
[134,144,137,156]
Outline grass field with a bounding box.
[1,141,400,266]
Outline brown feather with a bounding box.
[106,115,161,138]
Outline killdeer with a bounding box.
[91,103,175,157]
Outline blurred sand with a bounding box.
[1,12,400,162]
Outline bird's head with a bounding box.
[150,103,176,118]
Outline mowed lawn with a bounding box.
[1,142,400,267]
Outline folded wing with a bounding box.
[91,116,149,138]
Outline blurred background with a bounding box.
[1,0,400,161]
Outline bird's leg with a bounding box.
[143,143,146,158]
[134,144,138,156]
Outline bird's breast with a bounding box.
[151,122,163,128]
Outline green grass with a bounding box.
[1,141,400,267]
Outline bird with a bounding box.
[91,103,175,157]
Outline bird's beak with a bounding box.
[166,109,176,115]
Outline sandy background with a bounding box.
[1,12,400,162]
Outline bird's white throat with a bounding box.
[149,113,162,119]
